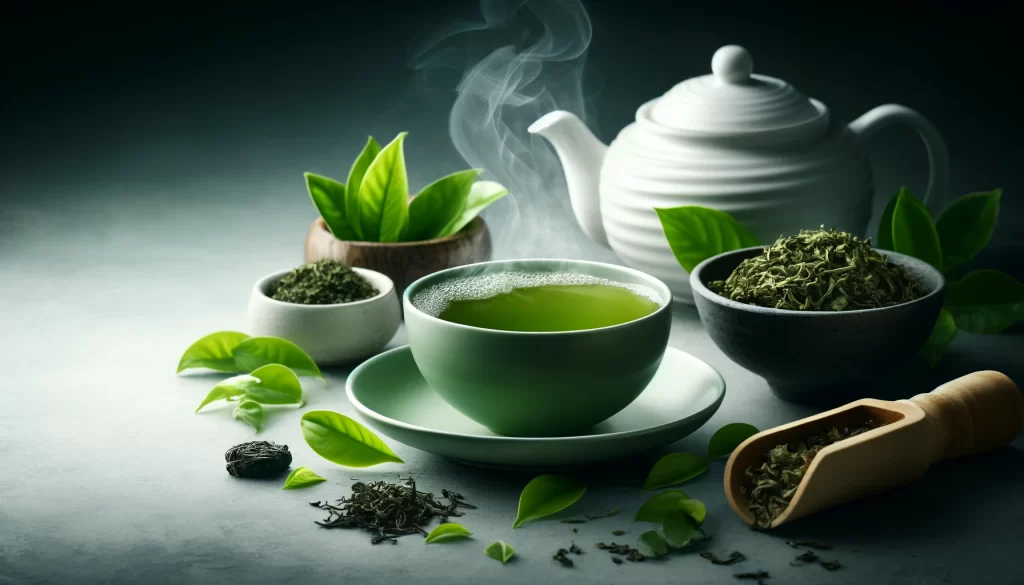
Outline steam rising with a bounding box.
[410,0,613,260]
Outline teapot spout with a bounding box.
[528,111,609,247]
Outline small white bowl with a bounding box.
[246,267,401,366]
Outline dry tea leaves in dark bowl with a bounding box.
[710,228,922,311]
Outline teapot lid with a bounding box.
[647,45,827,136]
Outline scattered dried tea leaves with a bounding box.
[701,551,746,565]
[786,539,833,550]
[709,227,922,311]
[270,259,378,305]
[743,421,882,528]
[585,508,620,520]
[225,441,292,478]
[821,560,843,571]
[311,478,474,544]
[596,542,645,563]
[560,518,587,524]
[552,542,583,567]
[790,550,819,565]
[734,570,771,584]
[612,530,627,536]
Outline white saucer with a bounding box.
[346,345,726,469]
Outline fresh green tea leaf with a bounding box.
[241,364,304,405]
[359,132,409,242]
[424,523,473,544]
[282,466,327,490]
[406,169,481,241]
[637,530,669,558]
[661,511,697,548]
[875,191,899,251]
[177,331,249,373]
[233,400,266,433]
[305,172,357,241]
[891,188,943,271]
[708,423,760,458]
[642,453,709,491]
[655,206,761,272]
[484,541,515,563]
[634,490,705,525]
[935,189,1002,273]
[233,336,322,379]
[921,309,958,367]
[512,474,585,528]
[195,374,257,413]
[301,410,404,467]
[346,136,382,240]
[440,180,509,237]
[945,270,1024,333]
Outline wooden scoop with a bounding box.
[725,371,1024,528]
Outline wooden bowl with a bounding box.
[304,216,493,303]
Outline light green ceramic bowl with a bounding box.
[403,259,673,437]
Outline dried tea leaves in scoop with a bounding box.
[270,259,378,305]
[741,421,882,528]
[225,441,292,478]
[709,227,923,311]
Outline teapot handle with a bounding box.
[848,104,949,206]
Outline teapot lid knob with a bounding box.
[711,45,753,84]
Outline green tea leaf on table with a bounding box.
[300,410,404,467]
[891,188,943,271]
[424,522,473,544]
[637,530,669,558]
[661,511,697,548]
[945,270,1024,333]
[642,452,709,491]
[233,400,265,433]
[935,189,1002,273]
[634,490,705,524]
[195,374,258,413]
[655,206,760,272]
[305,172,357,241]
[345,136,381,240]
[359,132,409,242]
[708,423,760,458]
[875,191,899,251]
[512,474,586,528]
[484,541,515,563]
[176,331,249,373]
[406,169,481,241]
[440,180,509,237]
[282,466,327,490]
[241,364,304,405]
[921,309,958,367]
[233,336,322,379]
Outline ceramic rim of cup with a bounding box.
[401,257,674,336]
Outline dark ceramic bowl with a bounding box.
[690,247,945,405]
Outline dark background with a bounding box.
[1,0,1020,266]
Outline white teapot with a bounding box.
[529,45,949,303]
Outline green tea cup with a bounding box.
[403,259,673,437]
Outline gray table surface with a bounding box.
[1,181,1022,585]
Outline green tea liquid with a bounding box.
[438,283,660,332]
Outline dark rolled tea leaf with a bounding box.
[701,551,746,565]
[225,441,292,478]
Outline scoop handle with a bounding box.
[907,371,1024,461]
